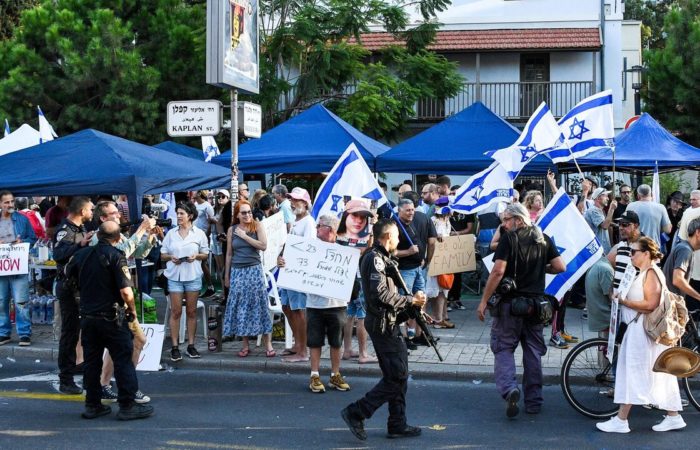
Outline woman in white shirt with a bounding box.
[161,201,210,362]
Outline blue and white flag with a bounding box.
[549,90,614,164]
[37,106,57,143]
[159,192,177,223]
[201,136,220,162]
[538,188,603,300]
[310,143,387,220]
[3,119,10,137]
[450,162,513,214]
[486,102,563,175]
[652,161,660,203]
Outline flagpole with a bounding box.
[612,145,616,198]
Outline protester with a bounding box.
[249,189,267,211]
[303,214,352,392]
[477,203,565,418]
[45,196,71,240]
[38,196,54,218]
[16,197,45,240]
[54,196,94,394]
[0,190,37,347]
[252,194,274,221]
[272,184,294,232]
[607,211,643,294]
[665,191,686,258]
[596,237,685,433]
[278,187,315,362]
[611,184,633,245]
[377,181,395,220]
[238,183,250,201]
[676,190,700,300]
[584,187,617,254]
[447,186,475,310]
[523,190,545,222]
[223,200,274,357]
[576,176,596,214]
[662,218,700,312]
[426,205,454,328]
[584,256,614,338]
[625,184,671,248]
[65,221,154,420]
[341,219,426,441]
[161,201,210,362]
[116,195,130,226]
[435,176,451,196]
[211,189,230,286]
[193,190,216,298]
[419,183,439,217]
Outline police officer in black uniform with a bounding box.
[341,219,426,441]
[66,221,154,420]
[53,196,94,394]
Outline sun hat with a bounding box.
[653,347,700,378]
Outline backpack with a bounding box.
[643,265,689,346]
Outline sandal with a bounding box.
[281,349,296,356]
[238,348,250,358]
[266,349,277,358]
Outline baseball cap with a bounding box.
[217,189,230,198]
[616,210,640,225]
[344,199,374,217]
[287,187,312,208]
[591,187,610,200]
[585,175,599,186]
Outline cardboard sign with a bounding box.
[136,324,165,372]
[277,235,360,301]
[261,212,287,271]
[428,235,476,276]
[0,243,29,276]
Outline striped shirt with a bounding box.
[612,240,637,294]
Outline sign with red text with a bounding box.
[0,243,29,276]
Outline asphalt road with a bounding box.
[0,359,698,449]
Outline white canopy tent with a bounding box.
[0,124,41,156]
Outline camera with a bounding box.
[496,276,517,295]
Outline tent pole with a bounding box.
[231,89,239,217]
[612,145,616,197]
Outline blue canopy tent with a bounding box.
[375,101,554,176]
[211,104,389,173]
[562,113,700,174]
[154,141,205,160]
[0,129,230,220]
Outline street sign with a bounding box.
[238,102,261,138]
[166,100,222,137]
[624,115,640,130]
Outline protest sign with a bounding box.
[277,234,360,301]
[607,263,636,360]
[428,235,476,276]
[261,212,287,271]
[0,243,29,276]
[136,324,165,372]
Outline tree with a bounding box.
[645,0,700,146]
[0,0,38,40]
[624,0,674,49]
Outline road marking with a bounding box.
[0,391,85,402]
[0,430,59,437]
[166,440,267,450]
[0,371,60,382]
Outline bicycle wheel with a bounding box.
[560,337,618,419]
[681,343,700,411]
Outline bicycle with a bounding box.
[560,309,700,419]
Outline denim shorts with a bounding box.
[346,296,366,319]
[167,277,202,293]
[280,289,307,311]
[399,267,425,294]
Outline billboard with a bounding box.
[206,0,260,94]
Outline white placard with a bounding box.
[136,324,165,372]
[616,263,637,300]
[277,235,360,301]
[607,264,636,360]
[167,100,222,137]
[261,212,287,271]
[238,102,261,138]
[0,243,29,276]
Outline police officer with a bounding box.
[341,219,426,441]
[66,221,154,420]
[53,196,94,394]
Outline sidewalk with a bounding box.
[0,290,594,383]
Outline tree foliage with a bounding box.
[0,0,38,40]
[644,0,700,146]
[624,0,674,49]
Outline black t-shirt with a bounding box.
[611,202,628,244]
[67,243,133,315]
[493,227,560,295]
[396,211,437,270]
[450,212,475,232]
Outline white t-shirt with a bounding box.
[290,214,316,238]
[194,202,214,232]
[161,226,210,281]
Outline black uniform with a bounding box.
[344,244,415,433]
[66,241,138,408]
[53,218,88,385]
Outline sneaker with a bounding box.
[560,331,579,343]
[505,388,520,418]
[387,425,422,439]
[596,416,630,433]
[581,311,588,320]
[18,336,31,346]
[455,301,467,310]
[652,414,686,432]
[200,287,216,298]
[81,404,112,419]
[170,347,183,362]
[117,403,154,421]
[0,336,10,345]
[549,334,570,349]
[101,385,118,403]
[341,406,366,441]
[309,375,326,393]
[186,345,200,358]
[134,390,151,404]
[59,382,83,395]
[329,373,350,391]
[447,305,453,312]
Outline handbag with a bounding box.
[437,273,454,289]
[510,297,534,317]
[530,295,559,325]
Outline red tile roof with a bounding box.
[356,28,601,52]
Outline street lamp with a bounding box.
[625,65,645,115]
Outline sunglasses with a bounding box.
[630,248,643,255]
[239,211,252,216]
[619,222,632,228]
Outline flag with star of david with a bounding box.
[310,143,387,220]
[449,161,513,214]
[549,90,614,164]
[201,135,220,162]
[485,102,563,176]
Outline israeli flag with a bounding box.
[548,90,614,164]
[538,188,603,300]
[159,192,177,223]
[201,135,220,162]
[486,102,563,175]
[449,162,513,214]
[310,143,387,220]
[37,106,58,143]
[3,119,10,137]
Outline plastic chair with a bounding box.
[164,296,208,344]
[257,270,293,349]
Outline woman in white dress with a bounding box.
[596,237,686,433]
[425,206,454,329]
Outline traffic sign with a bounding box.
[166,100,222,137]
[238,102,261,138]
[624,115,640,130]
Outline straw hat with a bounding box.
[653,347,700,378]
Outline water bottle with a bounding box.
[40,296,49,324]
[30,296,39,324]
[45,297,54,324]
[47,240,54,261]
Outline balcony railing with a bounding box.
[415,81,594,121]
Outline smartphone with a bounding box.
[178,257,189,263]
